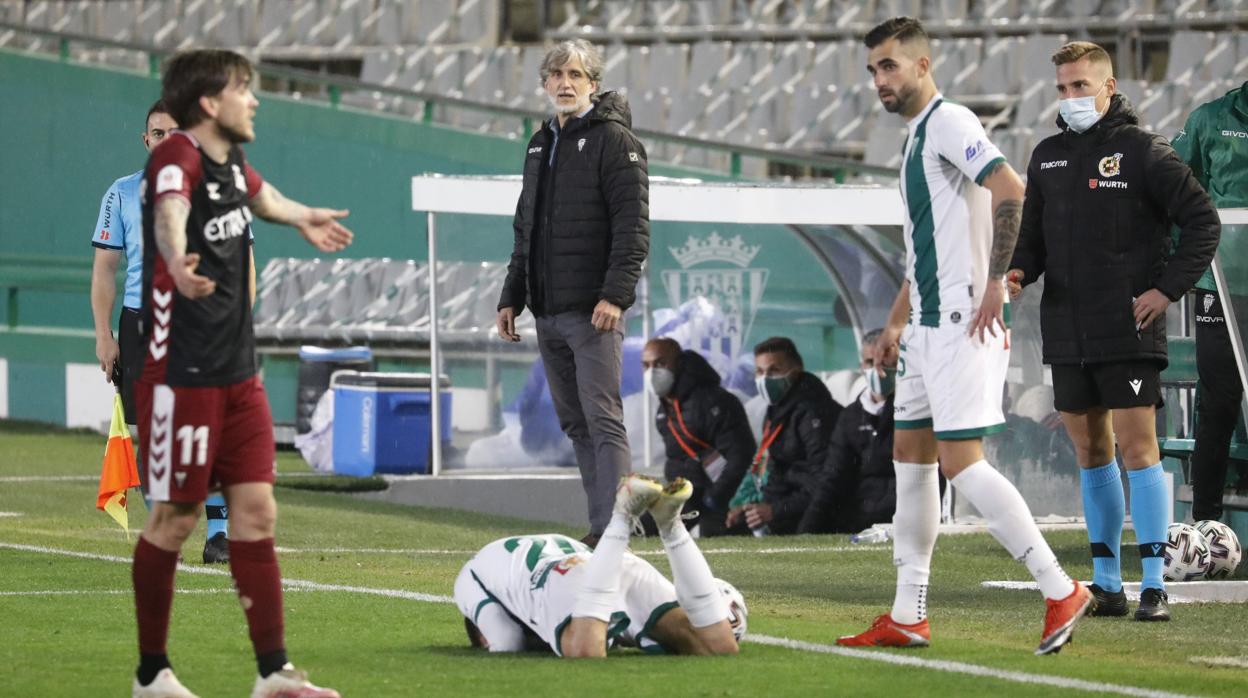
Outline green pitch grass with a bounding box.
[1,421,1245,697]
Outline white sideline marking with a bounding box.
[0,588,316,597]
[271,545,888,556]
[0,472,323,483]
[0,512,23,517]
[0,541,1197,697]
[982,580,1248,604]
[0,542,452,603]
[746,635,1197,698]
[1187,656,1248,669]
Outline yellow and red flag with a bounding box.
[97,393,140,535]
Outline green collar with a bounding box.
[1233,81,1248,121]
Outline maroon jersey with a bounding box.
[141,131,264,387]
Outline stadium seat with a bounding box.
[1165,31,1214,84]
[863,120,907,168]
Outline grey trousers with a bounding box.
[535,311,632,535]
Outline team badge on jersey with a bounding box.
[1098,152,1123,178]
[156,165,184,194]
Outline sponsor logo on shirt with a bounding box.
[1040,160,1068,169]
[156,165,184,194]
[203,207,254,243]
[628,152,640,162]
[528,146,543,155]
[1088,179,1129,190]
[964,140,985,161]
[1222,129,1248,139]
[1098,152,1123,177]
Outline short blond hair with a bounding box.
[1051,41,1114,74]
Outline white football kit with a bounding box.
[453,534,679,655]
[894,94,1011,439]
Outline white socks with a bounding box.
[953,461,1074,601]
[571,513,630,622]
[891,461,940,625]
[659,520,727,629]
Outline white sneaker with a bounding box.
[251,664,341,698]
[613,474,664,518]
[648,477,693,530]
[132,668,199,698]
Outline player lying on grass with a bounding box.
[454,475,746,657]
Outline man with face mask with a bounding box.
[724,337,840,535]
[496,39,650,548]
[641,338,754,537]
[1008,42,1220,624]
[798,330,899,534]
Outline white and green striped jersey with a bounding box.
[900,94,1006,326]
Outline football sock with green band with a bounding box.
[1081,460,1125,592]
[1128,463,1169,591]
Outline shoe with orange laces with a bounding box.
[1035,581,1091,656]
[836,614,930,648]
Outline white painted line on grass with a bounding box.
[0,472,323,483]
[0,588,318,597]
[0,542,452,603]
[746,635,1198,698]
[271,545,888,556]
[982,580,1248,604]
[1187,656,1248,669]
[0,541,1195,698]
[0,512,23,517]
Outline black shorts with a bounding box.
[118,307,144,424]
[1051,360,1164,412]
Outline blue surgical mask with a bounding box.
[1059,82,1107,133]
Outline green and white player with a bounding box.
[454,476,745,657]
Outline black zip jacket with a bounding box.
[760,371,841,533]
[654,351,755,512]
[797,394,896,534]
[1010,94,1220,366]
[498,91,649,317]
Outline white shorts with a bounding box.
[893,319,1008,439]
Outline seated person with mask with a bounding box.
[799,329,898,534]
[642,338,755,537]
[725,337,841,535]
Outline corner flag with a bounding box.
[97,393,140,535]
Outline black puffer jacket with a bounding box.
[499,91,650,317]
[798,394,896,534]
[760,371,841,533]
[1011,94,1220,366]
[655,351,755,512]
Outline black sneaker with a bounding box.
[1087,583,1128,617]
[1134,587,1170,622]
[202,532,230,564]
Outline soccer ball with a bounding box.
[1194,520,1242,580]
[716,578,748,641]
[1163,522,1211,581]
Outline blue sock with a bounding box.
[1128,463,1170,591]
[205,494,228,539]
[1080,460,1124,592]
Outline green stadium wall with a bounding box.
[0,49,856,429]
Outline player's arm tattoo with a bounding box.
[250,182,308,227]
[988,198,1023,279]
[153,196,191,262]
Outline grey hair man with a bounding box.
[496,39,650,547]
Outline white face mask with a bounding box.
[645,367,675,398]
[1059,82,1107,133]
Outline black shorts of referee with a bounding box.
[1051,360,1164,412]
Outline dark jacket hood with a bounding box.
[542,90,634,133]
[1056,93,1139,134]
[672,350,722,399]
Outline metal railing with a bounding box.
[0,20,897,182]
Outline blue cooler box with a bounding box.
[331,371,452,476]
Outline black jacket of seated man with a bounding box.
[752,372,841,534]
[798,394,897,534]
[653,350,755,536]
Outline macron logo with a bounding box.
[1040,160,1068,170]
[1129,379,1143,396]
